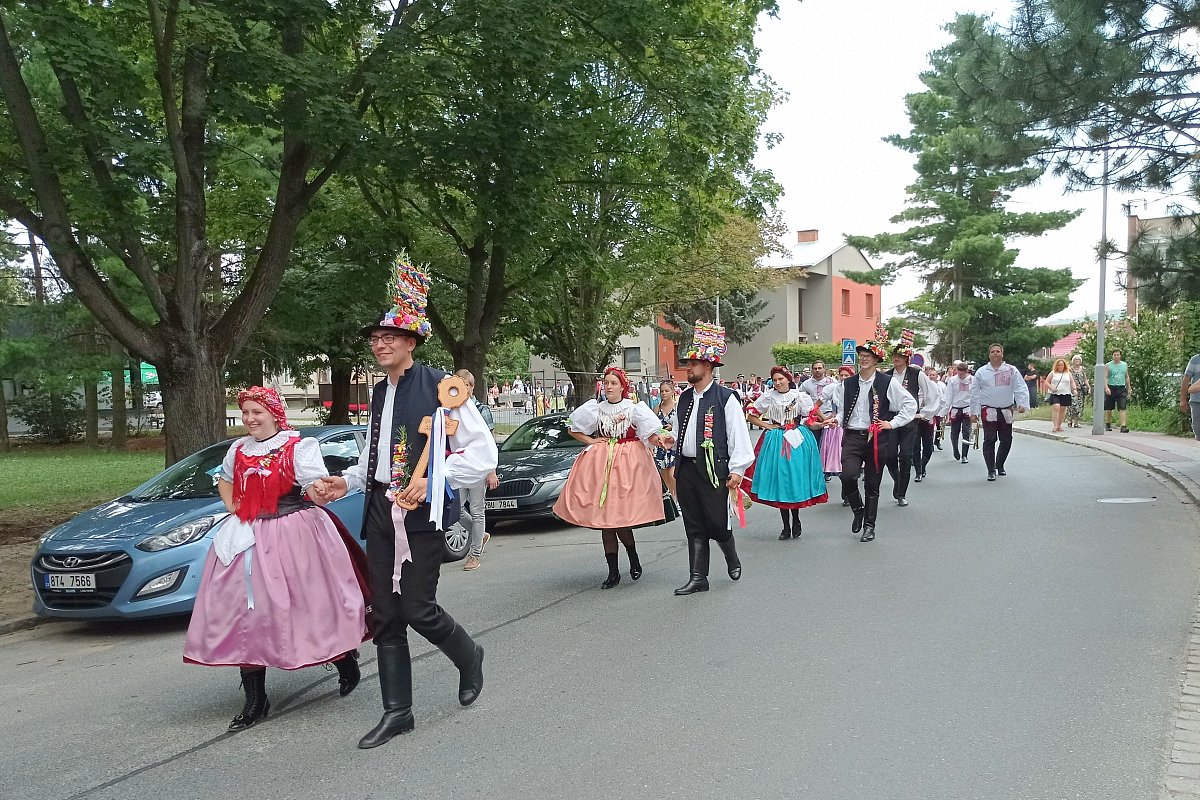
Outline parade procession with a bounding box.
[9,1,1200,798]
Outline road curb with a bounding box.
[0,613,53,637]
[1013,427,1200,506]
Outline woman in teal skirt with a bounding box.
[744,366,829,539]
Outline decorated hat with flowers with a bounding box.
[360,252,433,342]
[856,322,889,362]
[683,320,728,366]
[891,328,916,360]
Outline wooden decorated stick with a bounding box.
[396,376,472,511]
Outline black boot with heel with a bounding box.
[674,537,710,595]
[334,649,360,697]
[228,667,269,732]
[602,552,620,589]
[358,643,415,749]
[438,624,484,706]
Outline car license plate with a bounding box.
[46,573,96,591]
[486,499,518,510]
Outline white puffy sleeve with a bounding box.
[751,393,771,415]
[725,394,755,476]
[795,391,815,417]
[445,399,499,489]
[292,437,329,493]
[219,438,244,482]
[630,402,663,441]
[568,400,601,435]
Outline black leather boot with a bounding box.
[791,509,802,538]
[627,547,642,581]
[228,667,269,732]
[358,644,415,748]
[334,649,360,697]
[851,506,865,533]
[601,552,620,589]
[715,535,741,581]
[778,509,791,540]
[861,495,879,542]
[674,537,710,595]
[438,624,484,706]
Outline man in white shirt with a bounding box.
[823,339,918,542]
[672,321,755,594]
[316,276,498,750]
[800,360,836,449]
[885,344,940,506]
[913,365,945,481]
[969,343,1030,481]
[944,361,974,464]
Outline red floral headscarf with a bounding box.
[602,366,632,399]
[236,386,291,430]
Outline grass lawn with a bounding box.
[0,444,166,537]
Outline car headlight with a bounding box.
[540,469,573,483]
[136,515,223,552]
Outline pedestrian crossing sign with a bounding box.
[842,339,856,366]
[842,353,856,366]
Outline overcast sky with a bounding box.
[753,0,1175,323]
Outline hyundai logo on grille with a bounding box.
[63,556,81,568]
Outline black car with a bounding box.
[485,413,584,520]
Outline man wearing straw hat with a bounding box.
[671,321,755,595]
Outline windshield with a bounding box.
[500,416,582,452]
[126,441,229,501]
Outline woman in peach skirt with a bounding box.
[553,367,672,589]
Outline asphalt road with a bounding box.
[3,435,1198,800]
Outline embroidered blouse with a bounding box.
[219,431,328,493]
[568,399,661,442]
[751,388,814,426]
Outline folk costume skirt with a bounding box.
[553,439,665,530]
[745,426,829,510]
[819,424,844,474]
[184,507,369,670]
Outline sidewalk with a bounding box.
[1014,419,1200,505]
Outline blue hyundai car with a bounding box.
[31,426,469,622]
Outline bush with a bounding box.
[769,342,844,373]
[10,384,85,443]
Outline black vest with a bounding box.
[841,372,897,428]
[363,362,461,533]
[888,365,922,400]
[675,382,739,473]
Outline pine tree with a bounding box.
[846,15,1081,365]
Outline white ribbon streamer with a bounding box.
[428,407,450,527]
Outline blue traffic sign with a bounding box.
[842,338,856,354]
[842,353,856,366]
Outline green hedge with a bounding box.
[769,342,844,371]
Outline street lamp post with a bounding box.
[1091,147,1109,436]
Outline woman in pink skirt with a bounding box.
[553,367,672,589]
[184,387,369,732]
[820,366,855,504]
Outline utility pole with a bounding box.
[1092,147,1109,436]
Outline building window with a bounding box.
[623,347,641,374]
[797,287,805,333]
[865,293,874,319]
[841,289,851,316]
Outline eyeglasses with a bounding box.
[369,333,402,347]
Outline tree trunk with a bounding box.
[83,380,98,447]
[0,379,9,452]
[159,351,226,467]
[130,358,144,410]
[327,361,352,425]
[458,341,488,402]
[110,341,127,450]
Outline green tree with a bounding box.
[846,15,1082,365]
[0,2,407,463]
[356,0,780,392]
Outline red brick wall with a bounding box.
[830,275,881,345]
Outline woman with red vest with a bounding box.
[184,386,369,732]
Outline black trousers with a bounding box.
[886,424,917,499]
[980,412,1014,472]
[676,456,732,543]
[914,419,936,472]
[364,485,457,648]
[949,409,972,456]
[840,429,891,525]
